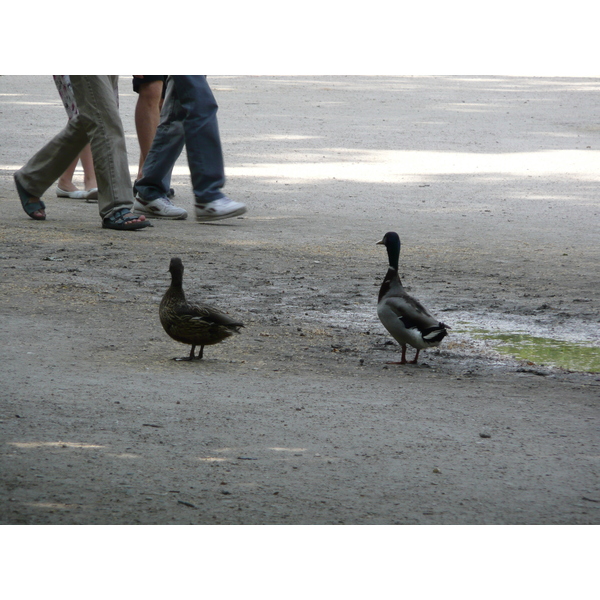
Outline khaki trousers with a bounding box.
[16,75,134,219]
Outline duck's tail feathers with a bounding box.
[421,323,450,344]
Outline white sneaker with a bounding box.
[194,196,247,222]
[133,195,188,220]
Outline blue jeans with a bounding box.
[136,76,226,204]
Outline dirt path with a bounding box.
[0,76,598,524]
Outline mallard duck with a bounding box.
[376,232,449,364]
[160,257,244,361]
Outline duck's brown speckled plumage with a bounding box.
[160,257,243,361]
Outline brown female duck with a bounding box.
[160,257,244,361]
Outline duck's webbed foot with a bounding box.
[408,349,421,364]
[386,345,408,365]
[174,345,202,361]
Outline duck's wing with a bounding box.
[177,302,244,330]
[380,293,439,331]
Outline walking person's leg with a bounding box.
[172,75,225,201]
[134,77,188,219]
[15,113,89,220]
[53,75,98,200]
[133,76,165,181]
[172,75,246,221]
[68,75,138,220]
[15,76,150,230]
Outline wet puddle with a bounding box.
[455,326,600,373]
[316,307,600,373]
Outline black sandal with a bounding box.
[14,174,46,220]
[102,207,153,230]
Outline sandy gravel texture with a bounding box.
[0,75,598,525]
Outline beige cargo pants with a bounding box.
[16,75,134,220]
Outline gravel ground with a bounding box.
[0,76,598,528]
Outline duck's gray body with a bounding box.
[377,232,449,364]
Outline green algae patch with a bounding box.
[471,331,600,372]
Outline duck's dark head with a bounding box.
[376,231,401,271]
[169,257,184,285]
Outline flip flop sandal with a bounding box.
[102,207,153,231]
[14,174,46,220]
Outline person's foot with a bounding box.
[102,208,153,230]
[57,187,98,201]
[57,180,79,193]
[194,196,247,222]
[84,188,98,202]
[133,195,188,220]
[14,174,46,220]
[133,180,175,199]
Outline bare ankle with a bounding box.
[58,180,78,192]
